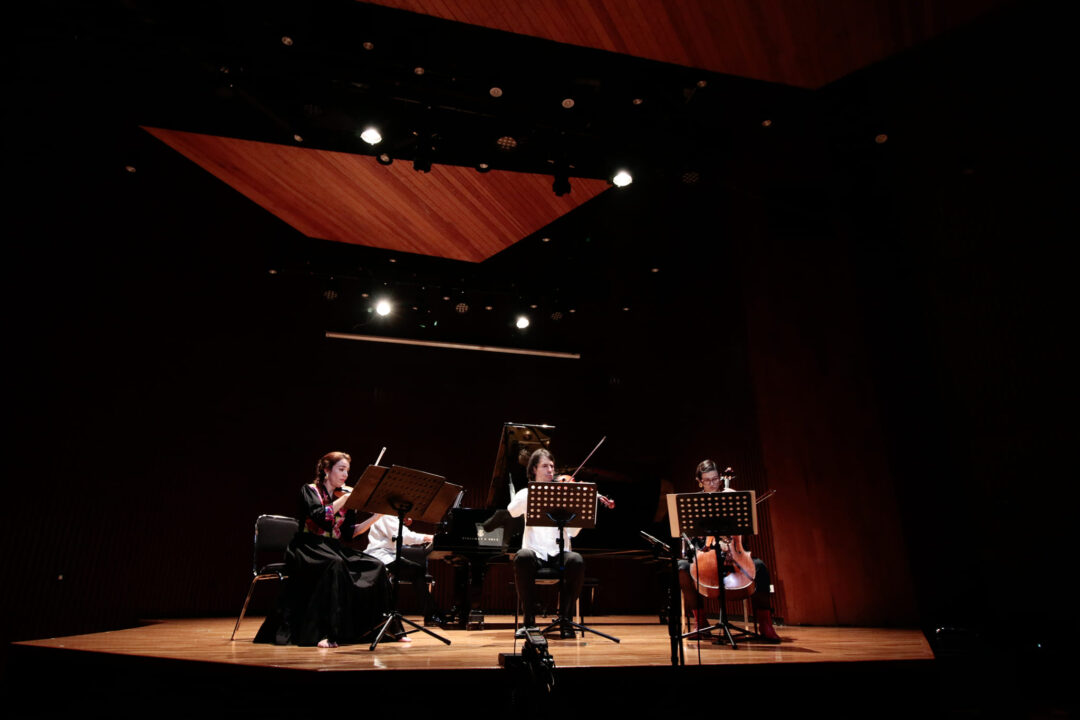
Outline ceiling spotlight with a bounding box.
[455,303,469,314]
[476,162,491,173]
[496,136,518,150]
[552,174,571,196]
[323,289,339,301]
[490,87,503,97]
[377,153,393,166]
[875,133,889,144]
[516,315,530,329]
[375,299,392,316]
[612,170,633,187]
[551,311,563,321]
[124,165,137,173]
[293,134,304,143]
[696,79,707,88]
[281,36,294,47]
[761,119,773,127]
[561,98,575,109]
[414,67,425,75]
[681,170,700,184]
[541,237,550,243]
[360,127,382,145]
[632,97,644,105]
[362,41,374,50]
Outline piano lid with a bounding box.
[484,422,555,508]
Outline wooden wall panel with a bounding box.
[735,205,918,627]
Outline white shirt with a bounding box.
[366,515,430,565]
[507,487,582,561]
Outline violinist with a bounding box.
[678,459,781,642]
[254,451,406,648]
[507,448,585,639]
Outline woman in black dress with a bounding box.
[255,451,405,647]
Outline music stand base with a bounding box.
[537,615,620,644]
[368,612,452,651]
[681,620,777,648]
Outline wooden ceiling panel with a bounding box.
[143,128,611,263]
[369,0,1007,88]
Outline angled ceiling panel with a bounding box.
[369,0,1008,88]
[144,127,611,263]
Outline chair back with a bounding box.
[252,514,298,574]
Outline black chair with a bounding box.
[230,514,298,641]
[512,566,583,635]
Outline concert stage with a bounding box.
[8,615,938,718]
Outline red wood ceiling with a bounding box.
[370,0,1007,89]
[145,127,612,263]
[147,0,1004,263]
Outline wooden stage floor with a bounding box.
[13,614,933,670]
[8,615,940,718]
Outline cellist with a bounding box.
[677,459,781,642]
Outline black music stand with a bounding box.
[668,490,764,649]
[524,481,620,644]
[347,464,461,650]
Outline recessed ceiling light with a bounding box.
[490,87,503,97]
[281,36,294,46]
[561,98,575,109]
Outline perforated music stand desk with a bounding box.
[347,464,462,649]
[524,481,619,643]
[667,491,765,649]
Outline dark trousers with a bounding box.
[513,548,584,626]
[678,557,772,612]
[387,545,436,619]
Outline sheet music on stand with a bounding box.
[666,490,758,538]
[526,481,598,529]
[346,464,462,523]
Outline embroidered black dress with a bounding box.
[255,483,400,645]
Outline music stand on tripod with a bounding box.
[524,480,620,643]
[346,463,462,650]
[668,490,764,649]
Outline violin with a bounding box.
[332,484,353,499]
[553,474,616,509]
[553,435,616,509]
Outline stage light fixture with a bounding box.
[516,315,530,329]
[552,173,571,196]
[377,153,393,166]
[476,162,491,173]
[612,170,633,187]
[360,127,382,145]
[375,299,392,316]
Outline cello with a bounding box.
[688,471,772,597]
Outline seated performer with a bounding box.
[254,451,406,647]
[507,448,584,639]
[365,513,440,625]
[677,459,781,642]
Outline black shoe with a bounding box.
[424,614,445,628]
[559,622,576,639]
